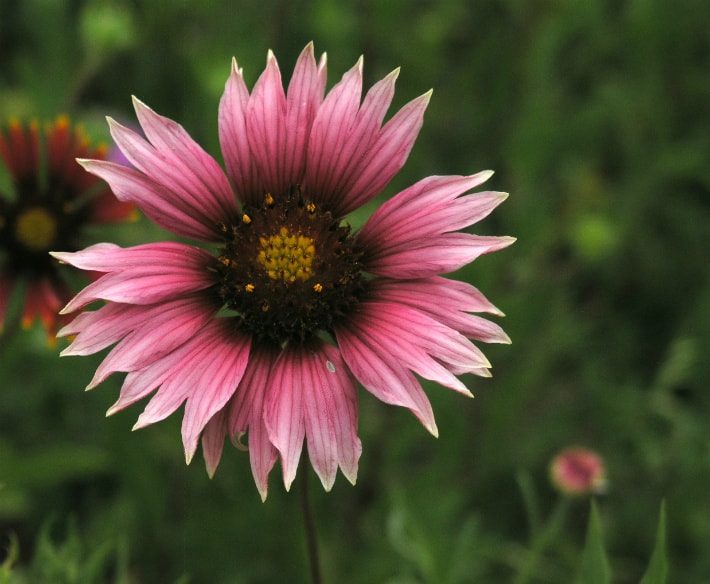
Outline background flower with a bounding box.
[550,446,607,496]
[0,117,135,339]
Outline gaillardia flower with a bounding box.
[550,447,607,496]
[0,117,135,338]
[54,44,514,500]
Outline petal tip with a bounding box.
[75,158,92,168]
[131,94,146,109]
[48,251,66,262]
[132,418,148,431]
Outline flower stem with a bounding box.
[300,470,323,584]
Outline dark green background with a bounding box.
[0,0,708,582]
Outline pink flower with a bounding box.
[0,117,136,340]
[550,447,607,496]
[54,44,514,500]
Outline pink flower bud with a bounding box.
[550,447,606,496]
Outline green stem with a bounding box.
[300,470,323,584]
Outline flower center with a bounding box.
[14,207,58,251]
[257,227,316,283]
[213,188,366,345]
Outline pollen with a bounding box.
[306,202,316,213]
[245,283,255,293]
[15,207,58,251]
[242,213,252,224]
[313,283,323,293]
[257,226,316,283]
[264,193,274,206]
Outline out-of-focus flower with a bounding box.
[107,143,131,167]
[0,117,136,339]
[54,43,514,500]
[550,447,607,496]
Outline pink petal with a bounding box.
[305,57,363,205]
[131,322,248,445]
[372,278,510,344]
[60,302,145,355]
[218,58,260,204]
[264,343,362,491]
[107,340,205,416]
[300,348,340,490]
[132,336,217,429]
[317,343,362,485]
[350,318,471,395]
[334,90,431,216]
[85,298,215,389]
[335,325,438,436]
[52,242,212,273]
[56,244,214,314]
[358,172,501,247]
[264,348,306,491]
[201,410,227,479]
[246,51,288,198]
[312,67,399,212]
[226,347,278,501]
[364,233,516,279]
[181,329,250,464]
[77,159,221,241]
[282,42,326,192]
[361,301,490,373]
[129,98,237,222]
[61,270,211,314]
[373,276,504,317]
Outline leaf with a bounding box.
[640,501,669,584]
[576,501,611,584]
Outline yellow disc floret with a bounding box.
[15,207,58,251]
[257,226,316,283]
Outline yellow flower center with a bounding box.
[15,207,57,251]
[257,226,316,283]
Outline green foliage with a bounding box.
[576,502,610,584]
[0,520,130,584]
[0,534,20,584]
[640,502,669,584]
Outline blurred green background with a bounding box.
[1,0,709,582]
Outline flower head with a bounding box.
[55,44,514,500]
[550,447,607,496]
[0,117,135,338]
